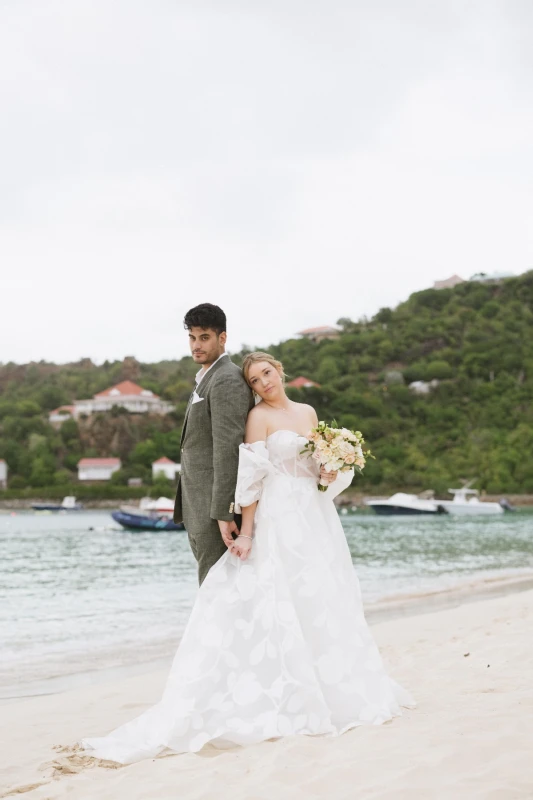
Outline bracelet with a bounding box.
[238,534,253,541]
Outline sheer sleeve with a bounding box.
[234,442,273,512]
[321,468,354,501]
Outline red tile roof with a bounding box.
[152,457,176,465]
[298,326,338,335]
[94,381,158,399]
[77,458,121,467]
[433,274,465,289]
[286,376,321,388]
[50,405,75,415]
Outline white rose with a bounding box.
[337,440,355,459]
[341,427,358,442]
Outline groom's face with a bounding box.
[188,327,227,367]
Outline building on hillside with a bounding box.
[286,376,321,389]
[433,275,465,290]
[384,370,404,385]
[0,459,7,489]
[409,379,440,395]
[77,458,121,481]
[297,326,340,343]
[469,271,514,284]
[152,457,181,481]
[49,405,75,425]
[74,381,174,417]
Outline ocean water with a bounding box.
[1,510,533,700]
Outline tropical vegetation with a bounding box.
[1,271,532,497]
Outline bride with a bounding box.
[81,352,414,764]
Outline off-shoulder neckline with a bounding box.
[266,429,309,442]
[243,430,309,447]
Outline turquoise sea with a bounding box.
[1,510,532,700]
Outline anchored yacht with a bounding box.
[438,487,505,515]
[365,492,444,515]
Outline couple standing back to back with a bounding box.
[81,302,414,764]
[175,301,336,583]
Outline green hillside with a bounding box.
[275,270,533,493]
[1,270,533,496]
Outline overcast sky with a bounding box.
[1,0,532,364]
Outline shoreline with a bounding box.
[0,501,133,510]
[3,494,533,510]
[4,569,533,706]
[340,492,533,507]
[2,584,533,798]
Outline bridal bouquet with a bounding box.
[301,420,371,492]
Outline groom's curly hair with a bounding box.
[183,303,226,335]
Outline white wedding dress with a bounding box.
[81,430,414,763]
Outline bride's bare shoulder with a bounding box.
[247,401,269,420]
[244,402,269,442]
[290,401,318,426]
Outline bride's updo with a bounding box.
[242,352,286,388]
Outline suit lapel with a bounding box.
[180,356,232,446]
[180,392,195,446]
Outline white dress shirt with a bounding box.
[195,352,229,387]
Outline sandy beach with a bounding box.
[1,587,532,800]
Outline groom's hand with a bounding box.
[218,519,239,548]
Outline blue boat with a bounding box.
[111,510,184,532]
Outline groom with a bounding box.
[173,303,254,585]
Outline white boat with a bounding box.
[140,496,175,514]
[438,487,504,516]
[365,492,443,516]
[119,496,175,516]
[32,495,84,511]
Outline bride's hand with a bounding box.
[320,466,338,484]
[230,534,253,560]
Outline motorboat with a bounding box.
[438,487,506,515]
[365,492,445,515]
[112,496,184,531]
[111,510,184,531]
[32,496,84,511]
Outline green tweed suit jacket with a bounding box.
[173,355,254,581]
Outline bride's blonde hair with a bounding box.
[242,351,286,389]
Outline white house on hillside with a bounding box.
[49,405,75,425]
[0,459,7,489]
[433,275,465,290]
[152,457,181,481]
[297,326,339,343]
[74,381,174,417]
[49,383,174,423]
[77,458,121,481]
[409,379,440,395]
[469,271,514,284]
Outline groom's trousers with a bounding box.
[186,516,228,586]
